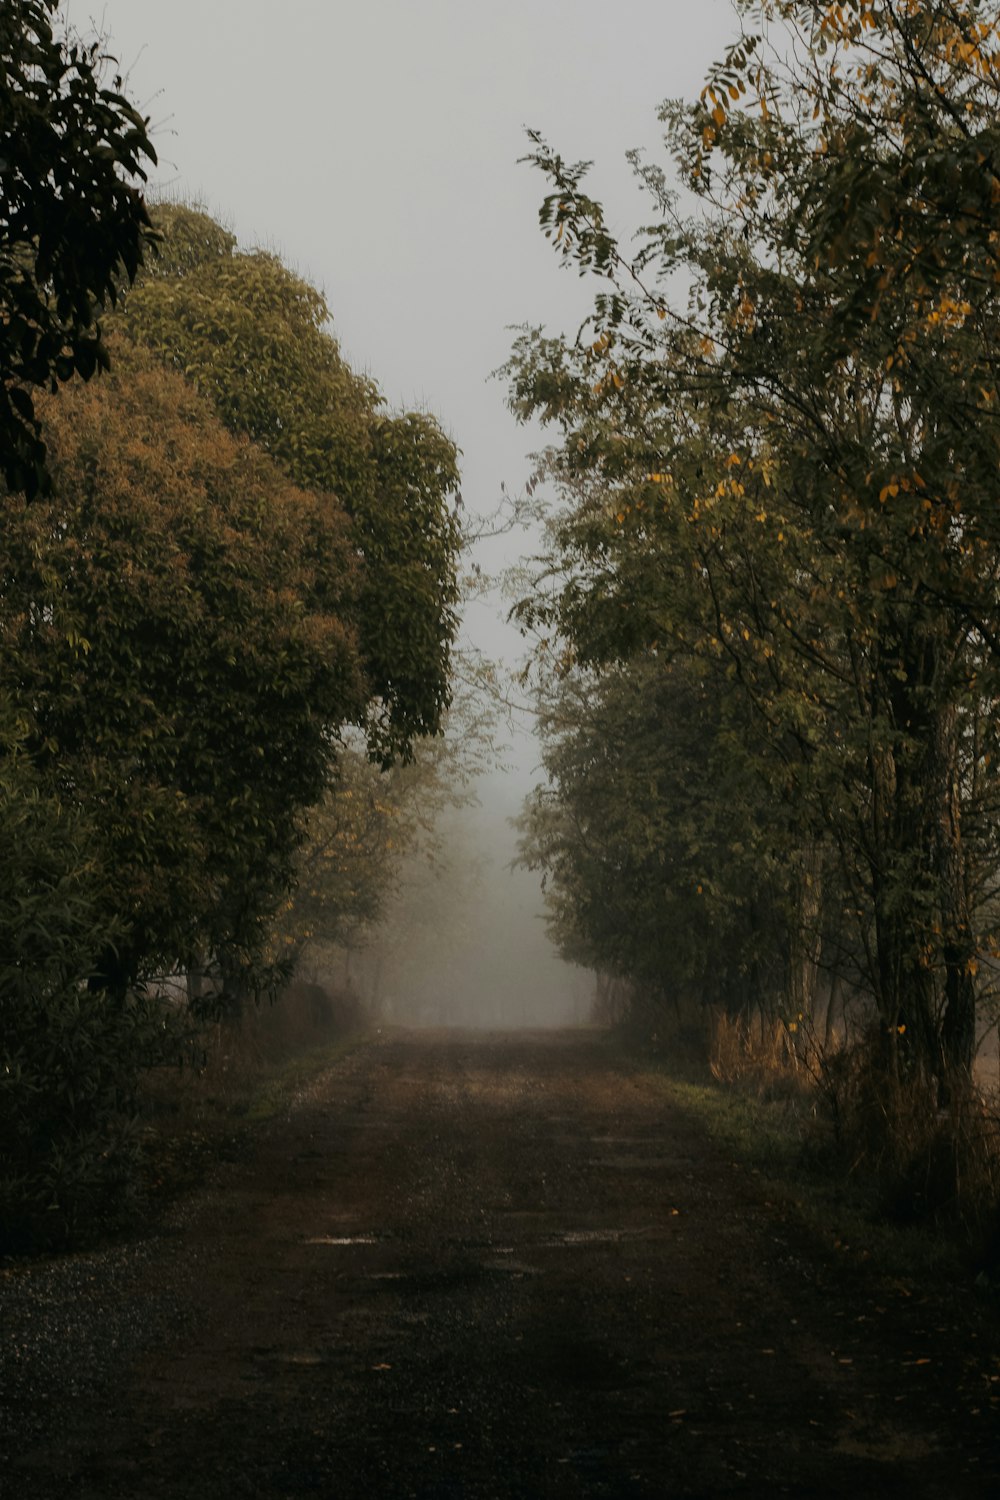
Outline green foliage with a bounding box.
[0,719,164,1247]
[517,654,807,1019]
[509,1,1000,1084]
[0,0,155,496]
[119,204,462,762]
[282,675,496,964]
[0,163,464,1238]
[279,747,411,957]
[0,343,366,999]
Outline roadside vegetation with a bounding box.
[131,979,369,1229]
[7,0,1000,1278]
[0,5,470,1250]
[512,0,1000,1271]
[634,1012,1000,1281]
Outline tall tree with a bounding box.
[507,0,1000,1082]
[516,650,823,1026]
[1,343,366,999]
[281,672,498,967]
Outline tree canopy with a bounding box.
[118,204,462,763]
[0,0,155,495]
[1,343,366,997]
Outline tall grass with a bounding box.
[702,1008,1000,1269]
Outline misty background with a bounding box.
[88,0,736,1026]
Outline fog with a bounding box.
[310,781,592,1031]
[378,852,592,1031]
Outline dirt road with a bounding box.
[3,1031,998,1497]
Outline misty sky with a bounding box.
[90,1,735,592]
[84,0,738,1021]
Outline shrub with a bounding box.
[0,734,165,1248]
[816,1032,1000,1264]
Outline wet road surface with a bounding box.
[4,1030,998,1497]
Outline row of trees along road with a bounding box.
[1,4,464,1242]
[510,0,1000,1099]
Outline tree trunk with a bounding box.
[933,703,976,1080]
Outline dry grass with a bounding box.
[708,1009,809,1098]
[816,1034,1000,1258]
[703,1007,1000,1267]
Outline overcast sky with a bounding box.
[83,0,738,1018]
[89,0,733,545]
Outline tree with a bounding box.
[1,341,366,1001]
[0,0,155,495]
[279,675,498,967]
[118,205,462,763]
[516,650,822,1029]
[507,0,1000,1084]
[277,746,416,960]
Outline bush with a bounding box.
[816,1033,1000,1264]
[138,975,363,1126]
[0,737,166,1249]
